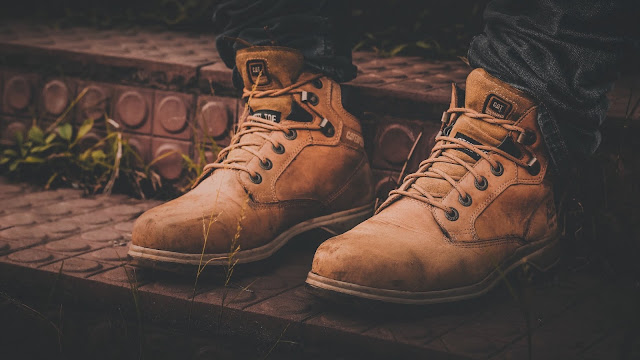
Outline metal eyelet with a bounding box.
[250,172,262,184]
[259,158,272,170]
[301,91,319,106]
[458,194,472,207]
[517,130,537,145]
[319,118,335,137]
[312,79,323,89]
[284,129,297,140]
[491,161,504,176]
[474,176,488,191]
[272,143,285,154]
[527,159,541,175]
[445,207,459,221]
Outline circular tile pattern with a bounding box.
[81,229,122,242]
[0,226,47,241]
[42,80,70,115]
[379,124,416,165]
[59,258,102,273]
[65,198,102,209]
[46,239,91,252]
[8,249,53,263]
[375,176,399,201]
[72,212,112,225]
[34,203,72,216]
[157,96,188,133]
[0,212,37,227]
[91,246,128,261]
[1,122,27,144]
[116,91,147,128]
[5,75,32,111]
[153,144,184,180]
[79,85,108,120]
[200,101,229,138]
[114,221,134,233]
[46,221,80,234]
[101,266,143,283]
[24,191,63,202]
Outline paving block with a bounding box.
[39,77,77,119]
[75,80,114,127]
[0,115,30,146]
[153,90,195,140]
[151,137,191,180]
[372,169,401,202]
[112,85,154,135]
[123,133,152,163]
[371,116,424,171]
[195,94,239,148]
[1,71,39,116]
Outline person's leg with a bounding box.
[468,0,634,175]
[212,0,356,88]
[306,1,635,304]
[129,1,375,268]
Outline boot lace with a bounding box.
[377,107,538,216]
[198,74,328,184]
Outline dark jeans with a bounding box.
[212,0,637,174]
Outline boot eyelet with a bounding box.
[517,130,537,145]
[312,79,323,89]
[458,194,472,207]
[491,161,504,176]
[259,158,272,170]
[445,207,459,221]
[250,172,262,184]
[319,118,335,137]
[474,176,488,191]
[272,143,285,154]
[284,129,297,140]
[527,160,541,175]
[302,91,319,106]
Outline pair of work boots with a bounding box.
[129,46,561,304]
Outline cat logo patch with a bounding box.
[483,94,512,119]
[247,60,271,86]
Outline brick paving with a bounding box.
[1,23,638,185]
[0,178,638,359]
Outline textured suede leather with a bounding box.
[309,69,559,297]
[130,46,374,259]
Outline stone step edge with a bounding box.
[0,261,465,359]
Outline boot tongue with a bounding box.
[236,46,305,121]
[226,46,306,164]
[410,68,535,198]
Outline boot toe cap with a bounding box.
[131,198,235,254]
[310,223,432,292]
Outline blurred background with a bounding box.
[1,0,490,59]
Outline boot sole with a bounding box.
[305,235,561,305]
[127,203,374,267]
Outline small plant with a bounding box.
[0,116,164,197]
[0,89,178,198]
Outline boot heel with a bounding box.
[524,237,561,272]
[320,205,374,236]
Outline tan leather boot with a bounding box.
[129,46,375,266]
[307,68,561,304]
